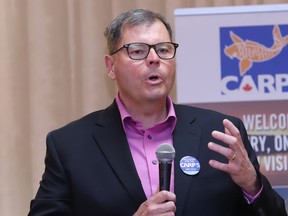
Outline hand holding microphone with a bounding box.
[133,144,176,216]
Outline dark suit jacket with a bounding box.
[29,101,287,216]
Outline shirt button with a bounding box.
[152,160,158,165]
[147,135,152,139]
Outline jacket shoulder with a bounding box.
[49,101,118,137]
[173,103,239,121]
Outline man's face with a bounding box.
[105,21,176,105]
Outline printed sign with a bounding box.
[220,25,288,98]
[174,4,288,104]
[174,4,288,210]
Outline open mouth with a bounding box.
[149,75,158,81]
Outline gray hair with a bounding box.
[104,9,173,54]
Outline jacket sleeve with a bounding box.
[237,118,287,216]
[28,132,72,216]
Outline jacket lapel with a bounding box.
[91,102,202,214]
[92,101,147,206]
[173,105,202,216]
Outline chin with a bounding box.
[146,92,168,101]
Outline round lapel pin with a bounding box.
[180,156,201,175]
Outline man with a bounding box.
[29,9,287,216]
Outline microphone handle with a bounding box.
[159,162,172,191]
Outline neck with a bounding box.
[120,96,168,129]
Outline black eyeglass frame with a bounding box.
[110,42,179,60]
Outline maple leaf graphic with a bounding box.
[243,84,253,91]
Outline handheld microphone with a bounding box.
[155,143,176,191]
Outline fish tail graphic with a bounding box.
[272,25,288,49]
[224,25,288,76]
[282,35,288,47]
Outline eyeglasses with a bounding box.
[110,42,179,60]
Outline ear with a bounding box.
[105,55,116,80]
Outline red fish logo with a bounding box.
[224,25,288,76]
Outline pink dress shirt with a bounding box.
[115,94,262,202]
[116,95,177,198]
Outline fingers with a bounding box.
[150,190,176,204]
[211,120,239,148]
[208,158,231,174]
[208,141,236,163]
[208,143,239,176]
[208,118,254,179]
[223,119,242,143]
[208,119,244,171]
[134,191,176,216]
[208,119,244,159]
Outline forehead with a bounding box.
[119,21,171,45]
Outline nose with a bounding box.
[146,47,160,66]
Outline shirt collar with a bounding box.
[115,93,177,133]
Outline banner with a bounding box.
[174,4,288,209]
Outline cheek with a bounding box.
[116,69,139,88]
[166,63,176,81]
[116,62,142,82]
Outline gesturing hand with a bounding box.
[208,119,261,196]
[133,190,176,216]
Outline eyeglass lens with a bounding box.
[127,43,176,60]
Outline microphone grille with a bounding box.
[155,143,175,163]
